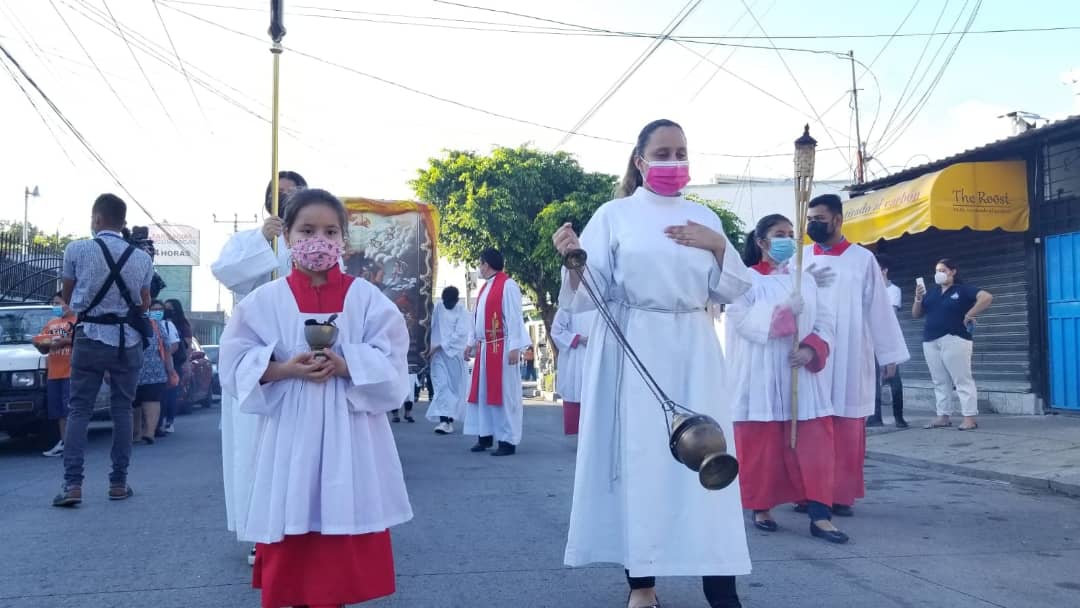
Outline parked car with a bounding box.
[93,335,214,416]
[201,344,220,395]
[176,337,214,414]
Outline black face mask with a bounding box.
[807,220,833,244]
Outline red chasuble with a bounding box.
[253,266,396,608]
[467,271,509,406]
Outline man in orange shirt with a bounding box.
[34,293,77,457]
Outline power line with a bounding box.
[160,1,840,160]
[61,0,309,142]
[149,0,210,130]
[874,0,982,156]
[0,54,78,166]
[47,0,139,124]
[0,41,196,259]
[687,0,777,103]
[163,0,1077,41]
[101,0,176,126]
[739,0,852,171]
[555,0,704,149]
[856,0,922,144]
[874,0,957,149]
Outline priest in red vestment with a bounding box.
[464,248,531,456]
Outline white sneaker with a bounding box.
[42,441,64,457]
[248,547,256,566]
[163,423,175,434]
[442,421,455,434]
[434,422,448,435]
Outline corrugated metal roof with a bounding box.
[849,114,1080,194]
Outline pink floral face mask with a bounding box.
[291,236,343,272]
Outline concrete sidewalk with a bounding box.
[866,412,1080,497]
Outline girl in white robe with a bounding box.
[211,172,304,566]
[553,119,751,608]
[725,214,849,544]
[550,307,596,435]
[220,188,412,608]
[426,286,470,434]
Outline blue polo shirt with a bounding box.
[922,283,981,342]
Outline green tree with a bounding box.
[684,193,746,251]
[411,146,616,340]
[0,220,81,250]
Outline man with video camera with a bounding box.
[53,194,155,508]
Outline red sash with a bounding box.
[468,272,509,406]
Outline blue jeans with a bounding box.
[63,332,141,488]
[161,385,179,426]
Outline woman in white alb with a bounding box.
[553,119,752,608]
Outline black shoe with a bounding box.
[895,418,910,429]
[810,522,850,544]
[793,503,808,513]
[470,436,494,452]
[392,415,401,423]
[405,415,415,423]
[753,518,779,532]
[865,417,884,428]
[491,441,516,456]
[832,504,854,517]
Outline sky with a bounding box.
[2,0,1078,311]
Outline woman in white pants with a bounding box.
[913,258,993,431]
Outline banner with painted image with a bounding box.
[341,198,439,374]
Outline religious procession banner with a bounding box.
[341,198,439,374]
[843,160,1030,244]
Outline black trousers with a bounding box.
[625,571,740,608]
[873,361,904,420]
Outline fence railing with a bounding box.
[0,234,65,303]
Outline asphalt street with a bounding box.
[1,402,1078,608]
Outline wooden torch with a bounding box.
[790,125,818,449]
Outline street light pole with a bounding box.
[23,185,40,251]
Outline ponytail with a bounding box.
[616,119,683,199]
[615,150,642,199]
[741,230,763,266]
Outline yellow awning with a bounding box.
[842,160,1030,244]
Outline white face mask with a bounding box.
[934,271,949,285]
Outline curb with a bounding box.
[865,450,1080,499]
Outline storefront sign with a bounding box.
[843,161,1030,244]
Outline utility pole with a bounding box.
[23,185,40,251]
[848,51,865,184]
[212,213,258,311]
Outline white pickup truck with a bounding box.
[0,303,53,439]
[0,303,110,441]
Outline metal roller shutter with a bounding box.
[877,228,1030,391]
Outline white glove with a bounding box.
[806,262,835,289]
[786,294,805,316]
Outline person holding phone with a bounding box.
[913,259,993,431]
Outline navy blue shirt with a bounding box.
[922,283,981,342]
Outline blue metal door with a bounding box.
[1046,232,1080,410]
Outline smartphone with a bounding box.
[915,277,925,290]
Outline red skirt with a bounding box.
[563,401,580,435]
[734,417,835,510]
[253,531,395,608]
[831,416,867,506]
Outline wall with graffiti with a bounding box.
[341,198,438,373]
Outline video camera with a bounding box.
[125,226,166,298]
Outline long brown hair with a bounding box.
[616,119,683,198]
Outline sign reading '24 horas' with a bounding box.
[148,224,201,266]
